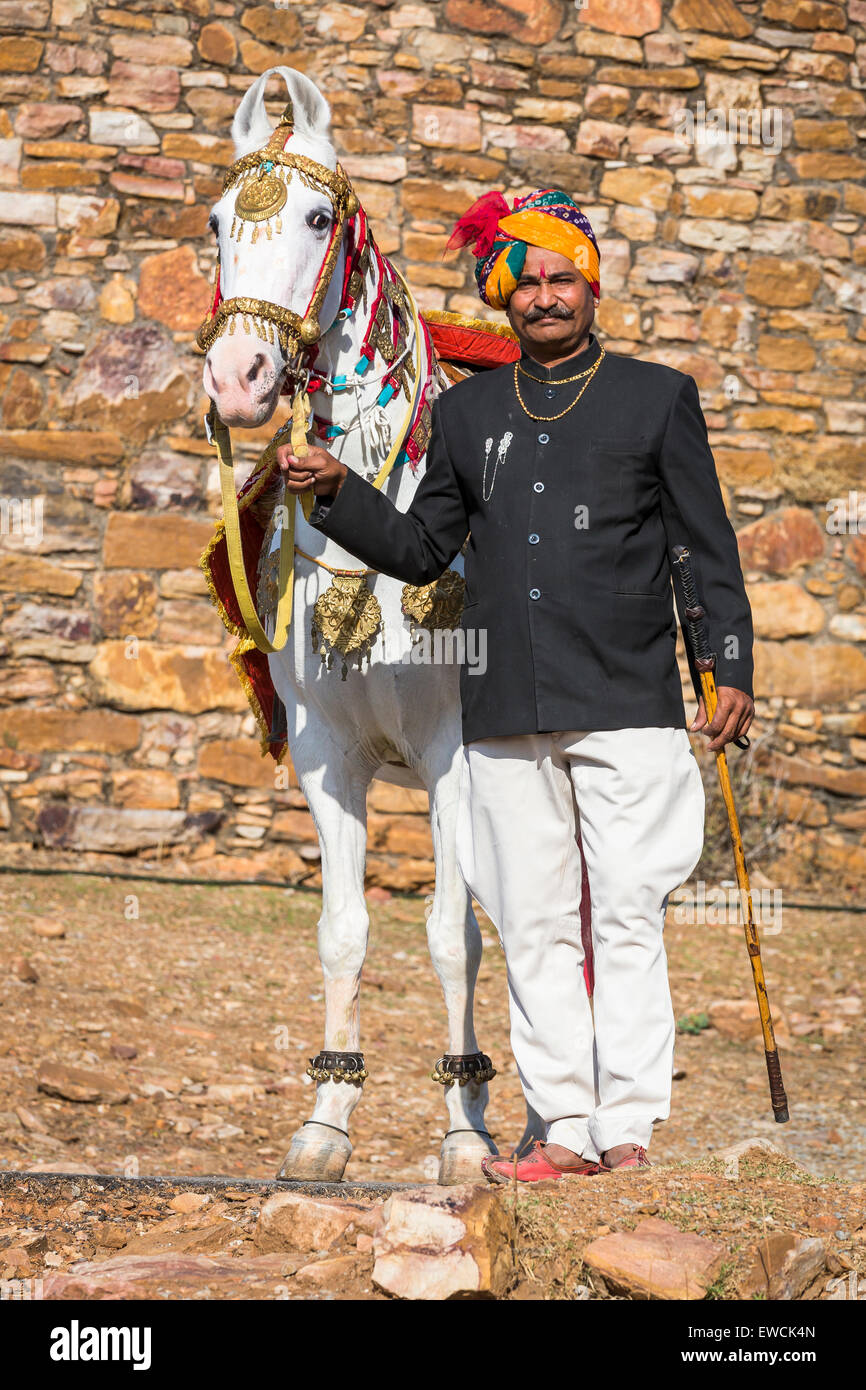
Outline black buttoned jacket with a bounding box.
[308,332,754,745]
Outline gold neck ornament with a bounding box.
[513,344,606,422]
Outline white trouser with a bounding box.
[455,727,705,1161]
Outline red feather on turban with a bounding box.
[444,190,516,260]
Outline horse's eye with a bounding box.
[208,212,219,236]
[308,211,332,233]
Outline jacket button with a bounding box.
[538,432,550,444]
[529,588,541,600]
[533,481,544,492]
[528,533,539,544]
[544,387,556,399]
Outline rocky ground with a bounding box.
[0,869,863,1300]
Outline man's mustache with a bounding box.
[524,304,574,322]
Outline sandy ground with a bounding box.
[1,870,862,1180]
[0,870,863,1300]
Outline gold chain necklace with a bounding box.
[517,354,599,385]
[513,345,606,422]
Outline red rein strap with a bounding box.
[285,207,370,395]
[209,265,222,317]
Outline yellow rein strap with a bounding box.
[211,262,425,655]
[212,408,305,654]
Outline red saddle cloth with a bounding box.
[423,309,521,370]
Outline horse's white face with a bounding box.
[202,68,345,428]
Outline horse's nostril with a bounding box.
[246,353,265,384]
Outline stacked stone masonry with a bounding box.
[0,0,865,892]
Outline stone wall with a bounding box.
[0,0,865,893]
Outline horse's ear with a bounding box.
[232,67,332,158]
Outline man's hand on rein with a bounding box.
[275,442,348,498]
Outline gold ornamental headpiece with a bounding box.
[196,99,360,358]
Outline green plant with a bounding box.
[677,1011,710,1034]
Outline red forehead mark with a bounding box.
[539,259,547,280]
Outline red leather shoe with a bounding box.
[481,1140,603,1184]
[601,1145,652,1171]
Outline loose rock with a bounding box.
[31,917,65,939]
[36,1061,130,1105]
[254,1192,378,1254]
[582,1216,726,1300]
[372,1184,514,1300]
[294,1253,368,1286]
[738,1234,826,1300]
[168,1193,211,1215]
[708,999,790,1043]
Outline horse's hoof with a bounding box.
[276,1123,352,1182]
[438,1132,497,1186]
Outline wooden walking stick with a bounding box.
[672,545,789,1124]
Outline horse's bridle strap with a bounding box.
[197,295,308,355]
[197,122,359,357]
[221,145,354,203]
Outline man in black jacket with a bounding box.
[275,188,754,1179]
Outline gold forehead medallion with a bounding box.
[231,163,288,242]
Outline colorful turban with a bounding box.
[445,188,600,311]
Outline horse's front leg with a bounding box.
[277,756,371,1182]
[424,751,497,1184]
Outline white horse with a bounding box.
[201,66,510,1184]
